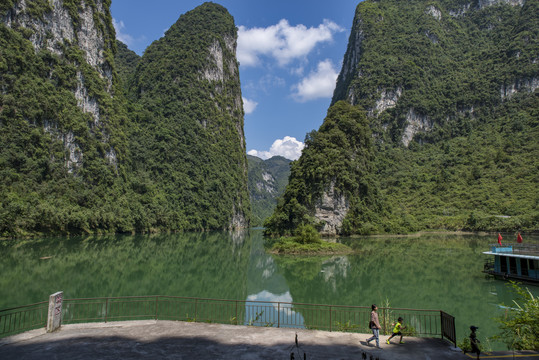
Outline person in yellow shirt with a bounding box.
[386,317,405,344]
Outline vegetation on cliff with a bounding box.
[125,2,250,231]
[0,2,250,237]
[247,155,291,226]
[0,1,130,237]
[267,0,539,236]
[265,101,380,236]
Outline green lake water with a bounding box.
[1,230,538,350]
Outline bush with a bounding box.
[293,224,322,244]
[492,282,539,350]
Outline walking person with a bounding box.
[386,317,405,344]
[366,304,382,348]
[469,326,481,360]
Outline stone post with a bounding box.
[47,291,63,332]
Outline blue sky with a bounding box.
[110,0,360,160]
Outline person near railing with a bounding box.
[365,304,382,348]
[386,317,406,344]
[469,326,481,360]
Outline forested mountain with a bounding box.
[266,0,539,236]
[0,1,250,237]
[123,3,250,231]
[114,40,139,92]
[247,155,291,226]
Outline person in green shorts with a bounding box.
[386,317,405,344]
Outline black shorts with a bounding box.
[392,331,402,336]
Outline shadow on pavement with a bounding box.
[0,334,383,360]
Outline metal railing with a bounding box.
[1,296,456,346]
[489,243,539,256]
[0,301,48,337]
[61,296,452,339]
[441,311,456,347]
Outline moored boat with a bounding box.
[483,243,539,283]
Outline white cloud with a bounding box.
[291,59,339,102]
[112,18,134,46]
[248,136,304,161]
[246,291,300,318]
[238,19,343,67]
[242,97,258,114]
[247,290,293,303]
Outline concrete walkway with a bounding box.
[0,320,464,360]
[0,320,535,360]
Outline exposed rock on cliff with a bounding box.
[426,5,442,20]
[1,1,250,236]
[402,109,432,147]
[267,0,538,236]
[314,181,349,236]
[371,87,402,116]
[4,0,114,100]
[2,0,118,173]
[500,77,539,99]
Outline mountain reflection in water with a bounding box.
[1,230,538,350]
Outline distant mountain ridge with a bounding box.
[265,0,539,236]
[247,155,291,226]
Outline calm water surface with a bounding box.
[1,230,538,350]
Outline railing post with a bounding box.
[235,300,238,325]
[383,307,387,335]
[440,310,457,348]
[195,298,198,322]
[155,296,159,320]
[46,291,63,332]
[105,298,109,323]
[440,311,444,342]
[277,302,280,328]
[329,305,332,332]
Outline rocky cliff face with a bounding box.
[334,0,536,147]
[1,1,250,236]
[267,0,538,236]
[4,1,109,68]
[314,180,349,236]
[200,25,248,229]
[202,34,244,142]
[3,0,114,114]
[2,0,118,172]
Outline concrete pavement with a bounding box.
[0,320,518,359]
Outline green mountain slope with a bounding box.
[247,155,291,226]
[0,0,131,236]
[266,0,539,236]
[114,40,140,95]
[0,1,250,237]
[127,3,250,231]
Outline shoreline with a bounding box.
[2,228,538,242]
[327,230,539,239]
